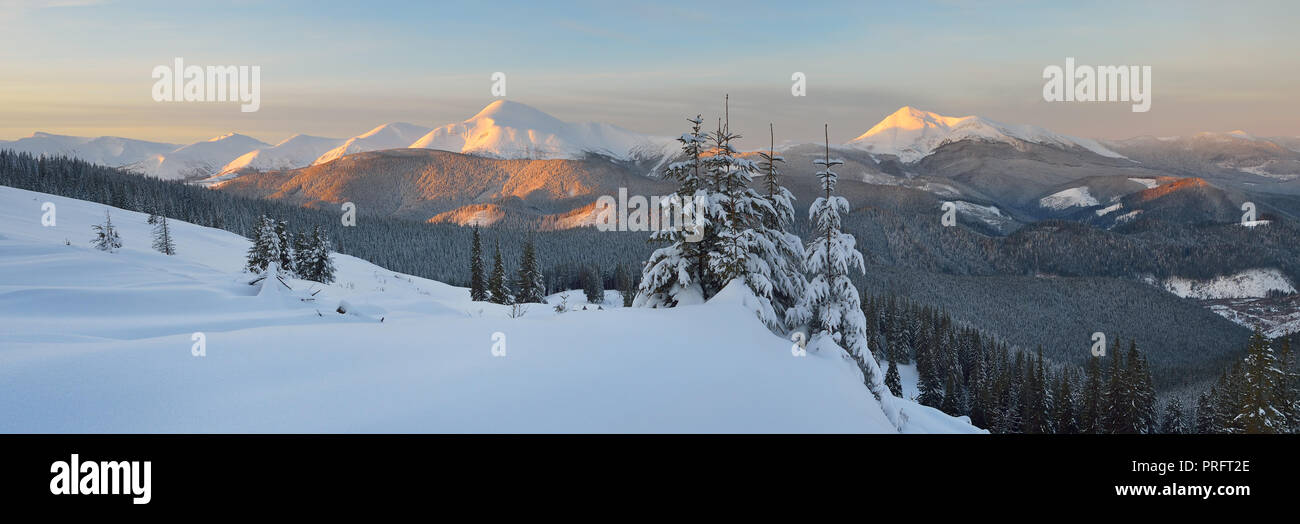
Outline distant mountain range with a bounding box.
[0,100,674,182]
[5,102,1300,232]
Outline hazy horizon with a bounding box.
[3,0,1297,148]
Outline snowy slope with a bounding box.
[846,106,1124,162]
[410,100,674,160]
[0,186,980,433]
[1159,269,1295,300]
[311,122,432,166]
[0,132,178,167]
[217,134,345,175]
[125,133,270,180]
[1038,186,1100,210]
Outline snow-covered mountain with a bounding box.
[1158,269,1295,300]
[0,132,178,167]
[311,122,433,166]
[846,106,1124,162]
[126,133,270,180]
[1106,131,1300,181]
[219,134,345,175]
[0,184,980,433]
[410,100,673,160]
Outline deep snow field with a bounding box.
[0,185,980,433]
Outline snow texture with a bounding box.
[0,186,981,433]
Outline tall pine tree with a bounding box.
[514,236,546,304]
[787,124,887,400]
[487,241,510,305]
[151,214,175,255]
[1236,329,1287,433]
[755,123,807,331]
[637,114,713,307]
[701,97,781,330]
[245,215,281,273]
[274,219,295,276]
[469,225,487,301]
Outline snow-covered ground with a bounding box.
[1160,269,1295,300]
[0,186,980,433]
[1038,186,1099,210]
[1206,297,1300,338]
[1127,177,1158,189]
[1095,203,1124,216]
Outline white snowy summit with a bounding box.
[0,132,178,168]
[411,100,673,160]
[220,134,345,174]
[846,106,1124,162]
[312,122,433,166]
[126,133,270,180]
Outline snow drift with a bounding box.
[0,186,980,433]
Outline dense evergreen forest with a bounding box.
[863,293,1300,433]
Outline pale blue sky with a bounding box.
[2,0,1296,147]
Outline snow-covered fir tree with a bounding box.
[274,219,295,276]
[1127,342,1158,433]
[514,236,546,304]
[245,215,281,273]
[151,214,175,255]
[885,357,903,397]
[1195,391,1216,433]
[1080,355,1104,433]
[1235,329,1288,433]
[1214,362,1246,433]
[700,97,780,329]
[91,208,122,253]
[296,225,336,284]
[469,225,487,301]
[487,242,510,305]
[636,114,713,307]
[292,228,313,275]
[787,124,888,399]
[1275,337,1299,433]
[916,345,943,407]
[1101,342,1133,433]
[1160,400,1185,434]
[614,263,633,307]
[756,123,808,331]
[581,266,604,304]
[1054,371,1079,433]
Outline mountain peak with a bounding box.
[468,100,565,129]
[410,100,667,160]
[207,132,260,143]
[848,106,1123,162]
[357,122,426,139]
[871,106,971,133]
